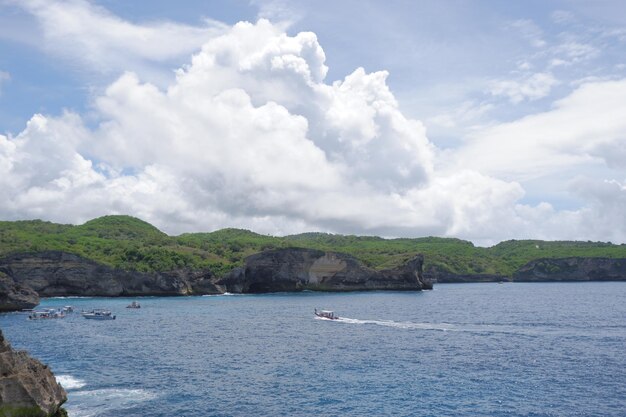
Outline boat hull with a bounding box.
[83,315,116,320]
[315,312,339,320]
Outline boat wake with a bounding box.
[331,317,457,332]
[323,316,575,336]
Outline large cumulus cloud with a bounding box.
[1,19,625,243]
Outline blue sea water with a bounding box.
[1,282,625,417]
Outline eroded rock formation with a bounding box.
[215,248,431,293]
[0,272,39,312]
[0,251,221,298]
[513,257,626,281]
[0,330,67,417]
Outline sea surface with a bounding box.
[1,282,625,417]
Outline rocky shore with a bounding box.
[425,257,626,283]
[513,257,626,282]
[0,251,221,299]
[0,330,67,417]
[1,248,625,312]
[0,249,430,311]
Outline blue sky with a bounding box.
[0,0,625,244]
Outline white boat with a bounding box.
[29,309,66,320]
[82,309,116,320]
[62,305,74,313]
[126,301,141,309]
[315,309,339,320]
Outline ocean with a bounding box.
[1,282,625,417]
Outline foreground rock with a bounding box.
[0,251,221,298]
[513,257,626,281]
[0,272,39,312]
[216,248,431,293]
[0,330,67,417]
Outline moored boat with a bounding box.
[29,309,66,320]
[82,309,116,320]
[126,301,141,309]
[314,308,339,320]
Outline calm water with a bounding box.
[1,283,625,417]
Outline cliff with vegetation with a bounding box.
[0,215,624,308]
[0,330,67,417]
[216,249,430,293]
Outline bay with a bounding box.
[1,282,625,417]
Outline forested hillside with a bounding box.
[1,215,624,277]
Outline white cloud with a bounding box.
[0,19,439,235]
[551,10,576,25]
[458,78,626,180]
[6,0,226,83]
[555,41,599,62]
[510,19,547,48]
[1,11,625,244]
[490,72,558,103]
[428,101,494,130]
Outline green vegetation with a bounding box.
[0,215,624,277]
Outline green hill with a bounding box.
[0,215,624,277]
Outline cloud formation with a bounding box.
[490,72,558,103]
[1,14,625,244]
[5,0,226,84]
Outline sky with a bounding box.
[0,0,625,245]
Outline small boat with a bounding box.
[29,309,66,320]
[82,309,116,320]
[126,301,141,309]
[62,305,74,313]
[315,308,339,320]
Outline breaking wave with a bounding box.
[66,388,157,417]
[56,375,86,390]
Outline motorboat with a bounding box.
[82,309,116,320]
[62,305,74,313]
[29,309,66,320]
[126,301,141,309]
[314,308,339,320]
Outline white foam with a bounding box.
[335,317,455,331]
[57,375,87,390]
[202,292,245,297]
[67,388,157,417]
[330,316,563,336]
[47,296,93,299]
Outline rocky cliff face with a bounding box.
[513,257,626,281]
[0,251,221,298]
[0,272,39,312]
[215,248,430,293]
[0,330,67,417]
[424,265,508,283]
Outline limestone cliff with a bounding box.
[215,248,431,293]
[0,273,39,312]
[0,330,67,417]
[423,265,508,283]
[513,257,626,281]
[0,251,221,298]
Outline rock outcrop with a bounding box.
[0,249,431,309]
[0,251,221,298]
[513,257,626,282]
[424,265,508,283]
[0,330,67,417]
[0,272,39,312]
[215,248,431,293]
